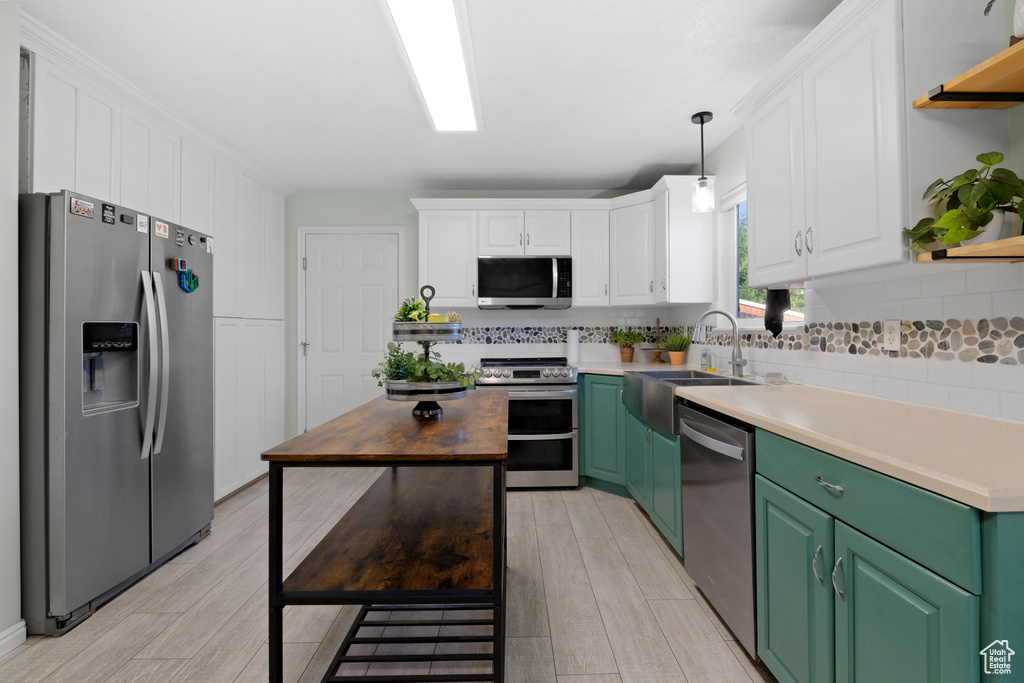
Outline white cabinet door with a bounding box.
[609,202,655,306]
[213,160,240,318]
[31,54,121,201]
[571,210,609,307]
[262,191,286,319]
[746,79,806,288]
[262,321,285,452]
[419,211,478,306]
[180,140,214,235]
[653,179,713,304]
[525,210,571,255]
[802,0,903,278]
[478,210,524,255]
[213,319,240,500]
[121,106,180,222]
[238,175,265,319]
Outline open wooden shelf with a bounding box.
[915,235,1024,262]
[914,41,1024,109]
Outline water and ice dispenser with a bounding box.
[82,322,138,414]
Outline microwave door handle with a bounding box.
[553,258,558,297]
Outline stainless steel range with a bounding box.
[476,357,578,488]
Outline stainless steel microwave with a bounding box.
[477,256,572,309]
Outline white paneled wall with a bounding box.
[23,18,289,500]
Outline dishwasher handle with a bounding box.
[680,421,745,461]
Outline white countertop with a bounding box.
[576,362,1024,513]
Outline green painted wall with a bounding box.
[284,188,625,438]
[0,0,22,656]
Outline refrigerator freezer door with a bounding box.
[150,221,214,561]
[54,193,152,617]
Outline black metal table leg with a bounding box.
[269,463,284,683]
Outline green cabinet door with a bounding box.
[834,521,979,683]
[649,427,682,556]
[755,475,835,683]
[580,375,626,486]
[625,411,651,510]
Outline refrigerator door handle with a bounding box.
[141,271,157,460]
[153,272,171,454]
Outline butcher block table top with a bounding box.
[262,389,509,463]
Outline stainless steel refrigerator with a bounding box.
[19,190,214,635]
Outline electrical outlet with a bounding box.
[883,320,901,351]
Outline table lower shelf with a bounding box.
[323,603,500,683]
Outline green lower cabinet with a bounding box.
[625,410,651,510]
[580,375,626,487]
[624,409,682,556]
[649,427,682,556]
[756,475,835,683]
[756,475,980,683]
[834,521,979,683]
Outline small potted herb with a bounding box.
[661,333,692,365]
[609,328,645,363]
[904,152,1024,251]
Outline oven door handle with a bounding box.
[508,432,578,441]
[507,389,578,399]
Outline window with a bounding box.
[720,187,803,328]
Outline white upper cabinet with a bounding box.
[121,105,181,222]
[524,211,571,255]
[652,177,713,304]
[30,53,121,202]
[735,0,1007,288]
[180,141,214,235]
[571,210,610,307]
[478,211,525,255]
[609,201,655,306]
[418,210,478,307]
[479,210,571,255]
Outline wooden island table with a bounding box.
[262,390,509,683]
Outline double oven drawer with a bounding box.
[479,386,579,488]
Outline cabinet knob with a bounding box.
[805,226,814,254]
[794,231,804,257]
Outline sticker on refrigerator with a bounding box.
[70,197,94,219]
[206,237,214,254]
[155,220,169,239]
[101,204,116,225]
[137,214,149,234]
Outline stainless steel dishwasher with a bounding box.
[678,402,757,659]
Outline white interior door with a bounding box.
[304,232,399,430]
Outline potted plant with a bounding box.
[904,152,1024,251]
[391,290,461,343]
[372,343,481,417]
[661,333,692,365]
[609,328,645,363]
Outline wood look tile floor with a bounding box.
[0,468,777,683]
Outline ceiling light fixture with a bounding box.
[691,111,714,213]
[385,0,478,132]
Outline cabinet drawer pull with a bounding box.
[816,475,844,493]
[794,230,803,257]
[519,233,523,246]
[649,280,654,293]
[832,556,843,598]
[812,544,823,584]
[605,283,608,296]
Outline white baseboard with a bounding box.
[0,619,27,659]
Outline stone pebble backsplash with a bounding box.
[449,317,1024,365]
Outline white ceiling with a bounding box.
[19,0,842,192]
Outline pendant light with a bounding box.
[691,111,714,213]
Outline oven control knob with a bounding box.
[542,368,551,377]
[483,369,492,378]
[560,368,569,377]
[503,369,512,378]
